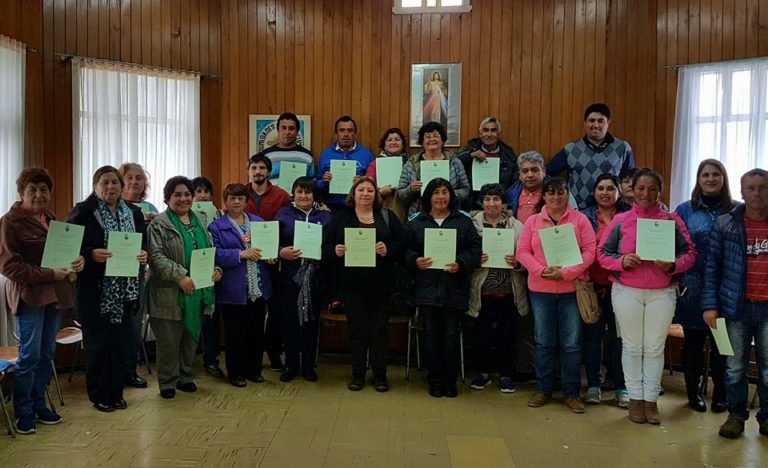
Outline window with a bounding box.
[0,35,25,212]
[394,0,471,14]
[671,58,768,208]
[72,61,201,209]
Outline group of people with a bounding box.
[1,104,766,441]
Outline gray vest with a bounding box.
[565,137,632,209]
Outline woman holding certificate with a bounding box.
[467,183,528,394]
[0,168,84,433]
[208,183,273,388]
[275,177,333,383]
[397,122,469,217]
[516,177,596,414]
[68,166,148,412]
[365,128,409,222]
[403,178,481,398]
[323,177,403,392]
[673,159,734,413]
[598,168,696,424]
[147,176,221,399]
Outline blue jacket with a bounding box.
[505,180,578,218]
[208,213,273,305]
[316,143,375,209]
[701,203,748,320]
[581,202,630,232]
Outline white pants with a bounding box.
[611,283,676,402]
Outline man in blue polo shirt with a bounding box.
[316,115,374,211]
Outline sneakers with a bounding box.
[15,417,36,435]
[584,387,601,405]
[719,415,745,439]
[615,389,630,409]
[564,398,585,414]
[527,393,550,408]
[469,375,491,390]
[36,408,62,425]
[499,377,515,394]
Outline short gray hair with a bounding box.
[517,150,545,168]
[479,116,501,132]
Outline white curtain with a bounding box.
[671,58,768,209]
[72,60,201,209]
[0,35,25,213]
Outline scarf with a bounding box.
[168,210,215,340]
[94,198,139,324]
[225,214,263,302]
[293,262,319,324]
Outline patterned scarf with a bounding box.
[168,210,215,341]
[94,198,139,324]
[293,262,319,324]
[225,215,263,302]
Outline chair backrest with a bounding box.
[0,276,18,346]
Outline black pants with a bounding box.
[123,302,143,378]
[473,295,517,377]
[682,326,727,402]
[201,308,222,367]
[278,281,319,371]
[220,299,266,379]
[340,289,389,379]
[82,301,136,405]
[422,305,462,386]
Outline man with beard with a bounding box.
[245,154,291,222]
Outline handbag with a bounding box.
[574,279,600,324]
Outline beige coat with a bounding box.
[147,211,214,321]
[467,210,530,317]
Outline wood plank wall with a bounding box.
[2,1,767,215]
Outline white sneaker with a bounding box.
[616,389,630,409]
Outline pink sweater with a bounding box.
[516,206,597,293]
[597,202,696,289]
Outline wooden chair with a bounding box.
[0,354,17,437]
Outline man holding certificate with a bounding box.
[516,178,596,414]
[702,168,768,439]
[598,169,696,425]
[323,177,403,392]
[68,166,148,413]
[397,122,469,217]
[402,178,481,398]
[0,168,85,434]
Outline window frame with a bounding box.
[393,0,472,15]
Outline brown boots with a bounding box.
[628,399,661,424]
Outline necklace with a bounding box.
[357,211,374,224]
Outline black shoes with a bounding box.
[348,379,364,391]
[230,376,247,387]
[247,374,265,383]
[112,399,128,410]
[280,367,299,382]
[125,373,148,388]
[443,384,458,398]
[93,402,114,412]
[711,400,728,413]
[687,393,707,412]
[160,389,176,399]
[204,363,225,378]
[429,383,443,398]
[302,368,318,382]
[176,382,198,393]
[374,377,389,393]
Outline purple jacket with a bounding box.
[274,203,333,281]
[208,213,273,304]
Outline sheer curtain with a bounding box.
[671,58,768,209]
[72,60,200,209]
[0,35,25,214]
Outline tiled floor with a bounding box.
[1,356,766,467]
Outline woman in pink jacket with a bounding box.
[517,178,596,414]
[598,168,696,425]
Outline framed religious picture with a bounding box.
[248,114,312,155]
[410,63,462,147]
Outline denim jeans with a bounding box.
[581,286,625,390]
[13,302,62,419]
[529,291,582,398]
[725,301,768,422]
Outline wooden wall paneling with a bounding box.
[760,0,768,56]
[293,0,304,114]
[237,0,249,162]
[699,0,711,63]
[377,1,391,137]
[118,0,130,61]
[735,0,747,58]
[208,0,220,74]
[541,0,555,151]
[710,0,722,61]
[219,0,232,186]
[129,0,140,62]
[747,0,759,57]
[721,0,734,58]
[689,0,700,63]
[276,0,288,113]
[594,0,607,116]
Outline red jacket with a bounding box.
[245,182,291,221]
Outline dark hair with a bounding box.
[691,159,734,211]
[535,177,569,213]
[417,122,447,146]
[584,103,611,120]
[192,176,214,193]
[593,173,630,211]
[480,183,507,200]
[345,176,383,210]
[16,167,53,195]
[631,168,664,191]
[378,128,408,153]
[291,176,318,199]
[619,167,639,182]
[92,165,124,188]
[421,178,457,213]
[740,168,768,185]
[334,115,357,133]
[248,153,273,172]
[277,112,301,131]
[222,183,249,200]
[163,176,194,204]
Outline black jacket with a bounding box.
[322,207,404,294]
[402,210,481,309]
[67,195,147,321]
[456,138,519,198]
